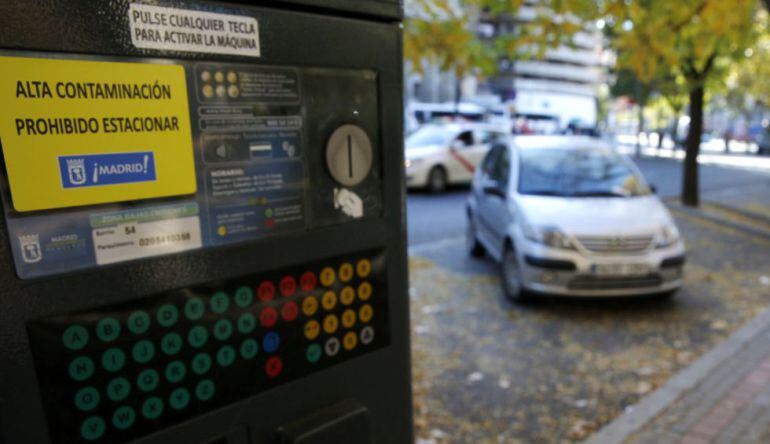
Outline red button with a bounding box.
[300,272,317,292]
[258,281,275,302]
[281,301,299,322]
[265,356,283,377]
[279,276,296,297]
[265,219,275,228]
[259,307,278,328]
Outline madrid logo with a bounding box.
[18,234,42,264]
[66,158,87,186]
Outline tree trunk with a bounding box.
[682,85,704,207]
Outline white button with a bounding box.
[324,337,340,357]
[360,326,375,345]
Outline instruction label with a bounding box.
[0,56,196,212]
[129,3,260,57]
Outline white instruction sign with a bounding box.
[128,3,260,57]
[93,216,203,265]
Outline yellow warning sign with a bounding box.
[0,55,196,212]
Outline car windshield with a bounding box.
[518,147,650,197]
[406,126,453,148]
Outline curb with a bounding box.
[703,200,770,227]
[667,203,770,242]
[586,307,770,444]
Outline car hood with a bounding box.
[405,144,444,160]
[517,195,674,235]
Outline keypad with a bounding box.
[27,250,387,444]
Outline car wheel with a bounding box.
[501,244,527,302]
[427,166,447,193]
[466,214,485,258]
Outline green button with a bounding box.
[127,311,151,335]
[142,397,164,420]
[170,387,190,410]
[81,416,105,441]
[191,353,212,375]
[132,340,155,364]
[101,348,126,372]
[157,304,179,328]
[69,356,95,382]
[184,297,205,321]
[74,387,100,411]
[188,325,209,348]
[96,318,120,342]
[107,377,131,402]
[165,360,186,383]
[213,319,233,341]
[161,332,183,355]
[216,345,236,367]
[137,369,159,392]
[210,292,229,314]
[237,313,256,334]
[112,406,136,430]
[195,379,215,401]
[63,325,89,351]
[240,338,259,359]
[306,344,322,363]
[234,286,254,307]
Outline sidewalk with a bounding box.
[588,199,770,444]
[588,308,770,444]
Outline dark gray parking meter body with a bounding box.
[0,1,412,443]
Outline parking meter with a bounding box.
[0,1,411,443]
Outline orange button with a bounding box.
[323,314,339,334]
[320,267,335,287]
[304,320,320,340]
[359,304,373,323]
[356,259,372,278]
[341,309,356,328]
[321,291,337,311]
[343,331,357,350]
[339,263,353,283]
[340,286,355,306]
[357,282,372,301]
[302,296,318,316]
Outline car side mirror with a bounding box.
[482,179,506,198]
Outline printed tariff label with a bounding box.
[0,56,196,212]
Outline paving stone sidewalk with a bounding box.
[588,293,770,444]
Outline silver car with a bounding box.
[466,136,686,301]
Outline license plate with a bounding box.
[591,263,650,276]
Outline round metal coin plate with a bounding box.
[325,124,373,187]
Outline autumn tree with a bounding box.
[559,0,759,207]
[404,0,497,109]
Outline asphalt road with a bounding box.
[406,155,770,247]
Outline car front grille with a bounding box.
[575,235,654,254]
[567,275,663,291]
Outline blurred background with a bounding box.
[401,1,770,443]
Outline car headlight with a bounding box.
[523,225,574,249]
[657,225,680,248]
[405,158,422,169]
